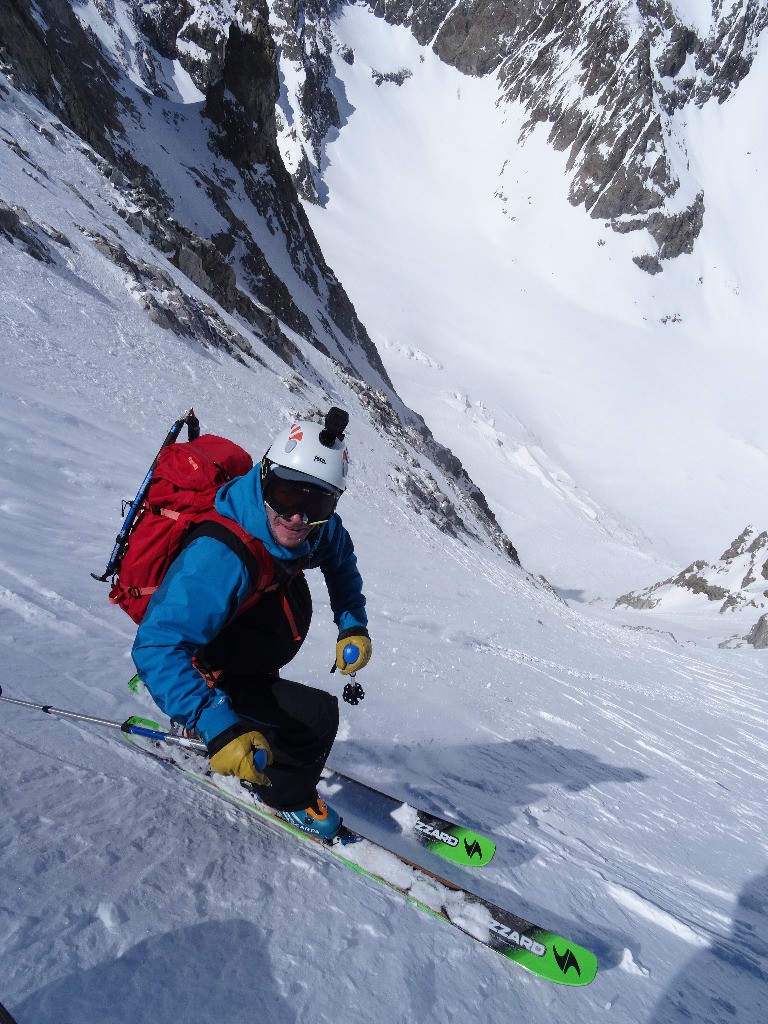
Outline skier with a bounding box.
[131,410,371,840]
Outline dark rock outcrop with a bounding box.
[0,0,125,165]
[365,0,767,268]
[205,8,278,167]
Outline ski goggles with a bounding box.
[263,475,339,525]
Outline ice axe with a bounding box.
[91,408,200,583]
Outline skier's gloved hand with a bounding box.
[208,723,273,785]
[335,627,372,675]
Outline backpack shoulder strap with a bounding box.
[183,514,276,601]
[184,514,313,641]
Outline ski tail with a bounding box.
[321,765,496,867]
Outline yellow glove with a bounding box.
[335,631,372,675]
[208,726,273,785]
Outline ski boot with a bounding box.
[272,795,342,842]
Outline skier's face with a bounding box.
[265,503,314,548]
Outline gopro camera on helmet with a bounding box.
[319,407,349,448]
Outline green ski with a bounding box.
[122,717,598,985]
[320,764,495,868]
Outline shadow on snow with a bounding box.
[648,868,768,1024]
[14,919,297,1024]
[333,735,649,973]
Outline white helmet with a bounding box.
[263,408,349,494]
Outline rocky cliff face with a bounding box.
[270,0,347,205]
[285,0,765,271]
[0,0,124,162]
[615,526,768,647]
[0,0,390,381]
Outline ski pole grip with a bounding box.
[253,748,268,772]
[340,643,365,704]
[343,643,359,666]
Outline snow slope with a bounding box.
[2,33,768,1024]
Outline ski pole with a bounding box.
[91,408,200,582]
[0,684,207,753]
[0,685,270,772]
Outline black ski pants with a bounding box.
[226,674,339,812]
[199,572,338,810]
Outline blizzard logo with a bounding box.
[490,921,546,958]
[464,839,484,860]
[553,946,581,976]
[415,820,459,847]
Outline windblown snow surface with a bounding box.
[1,8,768,1024]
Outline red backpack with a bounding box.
[107,433,275,624]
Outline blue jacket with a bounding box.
[132,467,367,745]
